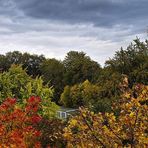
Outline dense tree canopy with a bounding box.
[0,51,45,77]
[63,51,101,85]
[105,39,148,85]
[0,38,148,147]
[60,80,113,112]
[40,58,65,103]
[0,38,147,113]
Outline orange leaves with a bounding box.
[0,97,42,147]
[0,98,16,111]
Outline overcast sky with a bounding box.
[0,0,148,66]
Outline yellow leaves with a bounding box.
[139,136,148,145]
[124,92,131,98]
[93,121,98,127]
[64,84,148,148]
[9,144,18,148]
[129,112,135,118]
[102,125,108,131]
[70,119,78,126]
[90,111,94,115]
[124,102,133,111]
[82,113,86,117]
[107,113,116,121]
[80,139,85,148]
[63,132,72,140]
[14,104,21,110]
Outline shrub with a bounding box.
[64,84,148,147]
[0,96,42,147]
[0,65,59,118]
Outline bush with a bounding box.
[60,80,112,112]
[0,96,42,147]
[64,84,148,147]
[0,65,59,119]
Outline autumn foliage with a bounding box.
[64,84,148,147]
[0,67,147,148]
[0,96,42,147]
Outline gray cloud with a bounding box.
[0,0,148,66]
[13,0,148,28]
[1,0,147,36]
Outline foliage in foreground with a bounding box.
[64,84,148,147]
[0,96,42,147]
[0,65,59,118]
[37,118,66,148]
[0,96,66,148]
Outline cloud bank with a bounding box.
[0,0,147,65]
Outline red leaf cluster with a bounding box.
[0,96,42,147]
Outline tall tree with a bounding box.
[0,54,9,72]
[6,51,23,65]
[63,51,101,85]
[21,52,45,77]
[105,39,148,85]
[0,51,45,77]
[60,80,113,112]
[40,58,65,103]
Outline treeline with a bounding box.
[0,38,148,112]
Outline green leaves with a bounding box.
[63,51,101,85]
[0,65,59,119]
[60,80,111,112]
[40,58,65,103]
[105,39,148,85]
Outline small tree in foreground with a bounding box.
[0,65,59,119]
[64,83,148,147]
[0,96,42,147]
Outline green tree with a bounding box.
[105,39,148,85]
[0,51,45,77]
[0,54,9,72]
[40,58,65,103]
[6,51,23,65]
[21,52,45,77]
[98,68,122,95]
[60,85,71,107]
[63,51,101,85]
[0,64,31,101]
[60,80,111,112]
